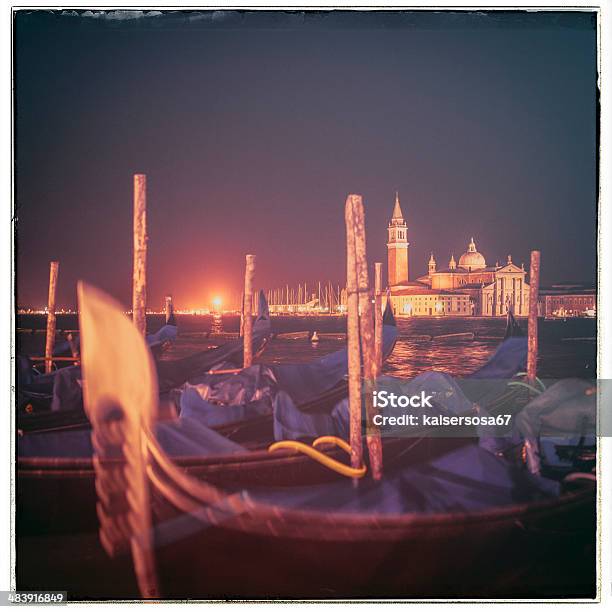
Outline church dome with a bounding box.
[458,237,486,270]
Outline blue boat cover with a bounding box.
[18,292,271,412]
[246,443,559,515]
[177,322,398,429]
[467,336,527,380]
[273,371,476,442]
[156,291,271,393]
[270,323,397,406]
[154,442,560,549]
[146,324,178,348]
[52,335,80,357]
[17,318,177,410]
[515,378,596,474]
[273,335,528,442]
[18,409,245,458]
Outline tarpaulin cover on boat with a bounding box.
[272,369,505,442]
[244,443,560,515]
[515,378,596,474]
[17,292,271,414]
[19,371,468,461]
[467,336,527,380]
[17,319,176,412]
[154,440,561,553]
[52,335,80,357]
[18,402,245,458]
[176,305,397,427]
[178,363,277,428]
[455,313,527,405]
[146,323,178,348]
[271,304,397,407]
[156,291,271,393]
[273,334,528,442]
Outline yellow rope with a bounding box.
[312,435,352,455]
[268,436,367,479]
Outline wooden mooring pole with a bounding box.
[132,174,147,337]
[345,196,363,475]
[374,262,383,378]
[243,254,256,368]
[66,332,79,365]
[164,295,173,324]
[352,199,383,481]
[345,195,383,480]
[527,250,541,385]
[44,261,59,374]
[239,292,244,337]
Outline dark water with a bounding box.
[16,314,596,380]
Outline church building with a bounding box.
[386,194,530,317]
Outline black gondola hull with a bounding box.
[17,482,596,600]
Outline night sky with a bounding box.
[15,10,598,310]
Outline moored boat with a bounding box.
[16,291,272,430]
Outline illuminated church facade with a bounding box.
[386,194,530,317]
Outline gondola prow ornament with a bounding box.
[78,281,159,598]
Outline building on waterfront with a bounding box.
[538,283,596,318]
[386,194,530,316]
[388,285,472,316]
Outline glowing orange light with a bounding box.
[212,296,222,309]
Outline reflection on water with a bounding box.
[210,314,223,335]
[17,314,596,380]
[385,318,506,377]
[256,337,347,366]
[389,318,595,379]
[387,337,494,378]
[260,316,595,380]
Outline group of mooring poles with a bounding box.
[40,174,163,370]
[132,173,256,372]
[40,183,542,472]
[41,172,256,374]
[342,194,542,482]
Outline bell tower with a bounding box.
[428,253,436,276]
[387,192,409,286]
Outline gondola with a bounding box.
[16,291,272,430]
[16,284,596,600]
[16,315,177,414]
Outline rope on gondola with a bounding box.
[507,381,543,395]
[514,372,547,392]
[312,435,352,454]
[268,436,367,478]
